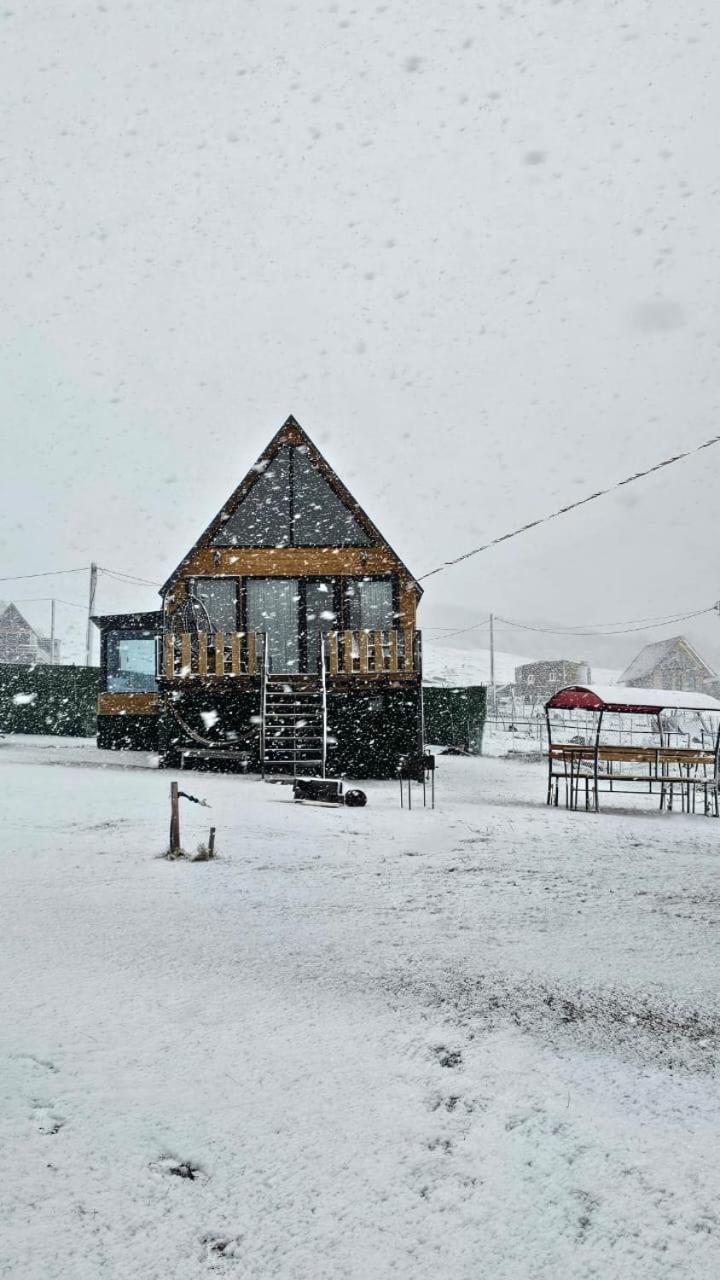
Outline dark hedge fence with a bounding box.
[423,685,486,752]
[0,664,99,737]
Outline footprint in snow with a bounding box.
[202,1234,244,1262]
[33,1105,65,1134]
[151,1155,206,1181]
[434,1046,463,1069]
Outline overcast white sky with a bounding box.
[2,1,719,667]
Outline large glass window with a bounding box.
[305,579,338,672]
[106,631,157,693]
[343,578,395,630]
[246,578,300,672]
[193,579,238,632]
[211,446,370,548]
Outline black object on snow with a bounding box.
[344,789,367,808]
[293,777,344,805]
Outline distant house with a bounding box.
[515,658,591,701]
[619,636,719,697]
[0,602,59,665]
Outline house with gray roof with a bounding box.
[619,635,719,697]
[0,602,59,665]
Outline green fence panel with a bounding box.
[0,665,99,737]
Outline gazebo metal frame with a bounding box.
[545,685,720,815]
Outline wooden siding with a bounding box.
[98,692,159,716]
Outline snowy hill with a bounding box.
[422,643,535,688]
[423,643,621,689]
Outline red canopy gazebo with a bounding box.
[545,685,720,814]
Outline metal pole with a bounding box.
[85,562,98,667]
[489,613,496,717]
[50,598,56,666]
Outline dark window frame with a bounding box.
[238,574,398,672]
[102,628,160,693]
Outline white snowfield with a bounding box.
[2,737,720,1279]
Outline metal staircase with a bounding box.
[261,676,326,776]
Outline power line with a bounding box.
[496,607,716,639]
[418,432,720,581]
[432,604,717,642]
[99,567,161,587]
[0,567,88,583]
[6,596,87,610]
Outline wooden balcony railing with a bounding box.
[162,628,420,679]
[163,631,262,678]
[325,628,418,676]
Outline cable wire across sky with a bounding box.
[418,432,720,582]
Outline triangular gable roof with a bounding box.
[620,635,717,684]
[161,416,421,594]
[0,602,34,631]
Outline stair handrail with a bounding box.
[320,630,328,778]
[260,630,269,778]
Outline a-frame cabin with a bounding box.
[93,417,424,777]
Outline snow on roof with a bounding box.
[619,635,716,683]
[547,684,720,713]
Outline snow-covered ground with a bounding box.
[2,736,719,1278]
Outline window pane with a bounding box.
[193,579,238,632]
[211,446,370,548]
[211,448,292,547]
[246,579,300,672]
[343,579,394,630]
[305,580,337,672]
[293,447,370,545]
[107,632,157,693]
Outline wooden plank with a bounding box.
[327,632,339,676]
[230,632,241,676]
[397,582,418,630]
[197,631,208,676]
[98,693,159,716]
[163,633,175,677]
[180,633,191,676]
[372,630,384,672]
[247,632,257,675]
[388,630,398,673]
[343,630,354,675]
[403,627,414,671]
[182,546,401,579]
[214,633,224,675]
[358,631,369,674]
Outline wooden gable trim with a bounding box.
[161,415,422,597]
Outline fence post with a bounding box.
[169,781,181,855]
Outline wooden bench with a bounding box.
[547,743,719,813]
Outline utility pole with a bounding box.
[85,563,98,667]
[50,598,56,666]
[489,612,496,718]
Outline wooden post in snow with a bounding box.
[169,781,181,855]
